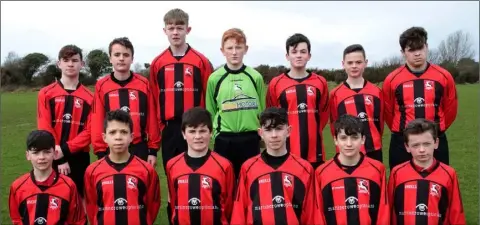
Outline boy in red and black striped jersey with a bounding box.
[37,45,93,199]
[84,110,161,225]
[165,107,235,225]
[231,107,316,225]
[315,114,389,225]
[388,118,465,225]
[149,8,214,174]
[9,130,86,225]
[329,44,384,162]
[92,37,160,165]
[266,33,329,169]
[383,27,458,170]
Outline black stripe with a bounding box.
[137,177,148,225]
[250,180,262,225]
[104,92,111,113]
[295,85,309,159]
[243,71,258,92]
[193,66,202,106]
[157,68,166,122]
[119,89,130,112]
[59,198,70,224]
[138,92,148,141]
[19,200,29,225]
[354,95,374,152]
[292,175,306,221]
[78,103,90,134]
[395,85,406,131]
[438,186,449,225]
[188,174,201,224]
[212,72,229,105]
[271,172,287,225]
[368,180,381,225]
[337,100,347,117]
[279,91,289,152]
[96,181,105,225]
[174,63,184,118]
[413,79,426,119]
[322,183,337,225]
[415,180,430,225]
[212,179,222,225]
[344,178,360,225]
[114,174,128,225]
[34,194,49,225]
[49,99,56,128]
[373,96,382,138]
[60,95,74,145]
[315,88,323,160]
[433,82,443,124]
[174,177,179,225]
[394,183,405,225]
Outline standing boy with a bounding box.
[266,33,329,169]
[91,37,160,166]
[84,110,161,225]
[329,44,384,162]
[37,44,93,200]
[314,114,389,225]
[388,118,465,225]
[165,107,235,225]
[230,107,316,225]
[9,130,86,225]
[382,26,458,169]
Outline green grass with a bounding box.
[1,84,479,224]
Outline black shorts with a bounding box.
[161,119,187,174]
[214,131,261,180]
[389,132,449,170]
[366,150,383,163]
[129,141,149,162]
[54,151,90,198]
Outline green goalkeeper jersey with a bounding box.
[206,64,266,138]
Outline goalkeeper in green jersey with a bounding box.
[205,28,266,179]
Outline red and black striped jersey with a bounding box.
[37,81,93,157]
[9,171,86,225]
[388,160,466,225]
[149,45,213,131]
[230,152,316,225]
[382,63,458,133]
[91,72,160,156]
[329,80,384,153]
[83,154,161,225]
[165,151,235,225]
[266,72,330,163]
[314,153,389,225]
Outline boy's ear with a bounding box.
[361,134,366,145]
[404,143,411,153]
[26,151,30,160]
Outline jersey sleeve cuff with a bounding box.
[148,148,158,157]
[60,143,71,159]
[55,156,68,165]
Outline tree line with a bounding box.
[1,29,478,91]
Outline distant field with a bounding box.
[1,83,478,224]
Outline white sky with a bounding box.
[1,1,479,69]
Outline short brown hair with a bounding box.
[164,8,189,26]
[181,107,212,132]
[403,118,438,144]
[222,28,247,47]
[108,37,134,57]
[399,26,428,51]
[58,45,83,60]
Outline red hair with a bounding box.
[222,28,247,47]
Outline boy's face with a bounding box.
[342,52,367,78]
[405,131,438,164]
[334,129,365,157]
[164,23,191,47]
[402,44,428,68]
[221,38,248,66]
[110,44,133,73]
[26,148,56,172]
[57,54,84,78]
[102,120,133,154]
[258,122,291,151]
[182,124,211,152]
[286,42,311,69]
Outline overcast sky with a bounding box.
[1,1,479,69]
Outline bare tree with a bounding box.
[437,30,475,65]
[428,48,442,65]
[133,62,143,73]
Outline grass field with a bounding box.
[1,83,478,224]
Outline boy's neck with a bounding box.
[109,151,131,163]
[346,76,365,89]
[226,62,244,71]
[113,71,131,81]
[413,158,434,169]
[170,43,189,56]
[266,147,288,157]
[187,148,209,158]
[33,167,53,182]
[407,61,428,72]
[338,152,361,166]
[60,76,79,90]
[288,67,308,79]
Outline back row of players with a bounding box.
[8,8,463,225]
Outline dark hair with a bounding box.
[109,37,134,57]
[334,114,364,137]
[343,44,366,59]
[399,27,428,51]
[58,45,83,60]
[181,107,213,132]
[403,118,438,144]
[103,109,133,133]
[260,107,289,129]
[286,33,311,54]
[26,130,55,152]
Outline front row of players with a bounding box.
[9,107,465,225]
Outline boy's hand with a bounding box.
[58,162,71,175]
[147,155,157,167]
